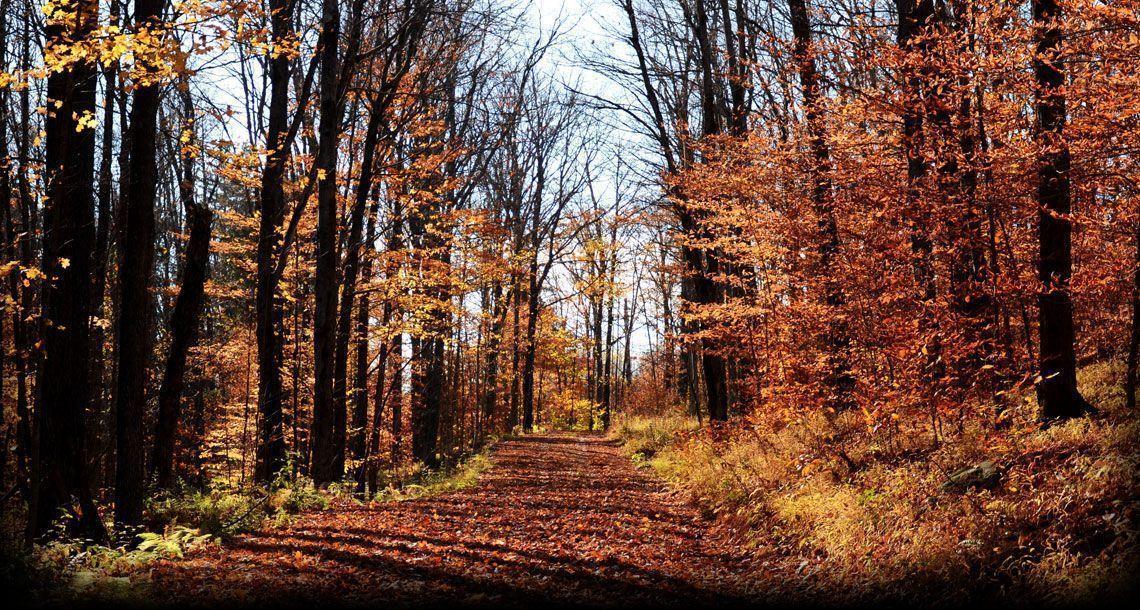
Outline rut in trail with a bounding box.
[152,433,766,607]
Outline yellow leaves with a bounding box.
[40,0,75,23]
[267,35,302,61]
[104,34,132,67]
[22,267,44,287]
[74,111,97,133]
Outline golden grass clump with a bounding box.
[613,361,1139,604]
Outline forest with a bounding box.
[0,0,1137,606]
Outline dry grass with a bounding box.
[614,362,1139,605]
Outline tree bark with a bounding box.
[114,0,166,525]
[1032,0,1090,419]
[479,282,504,439]
[30,0,107,541]
[788,0,855,414]
[340,103,383,467]
[6,7,34,500]
[311,0,344,485]
[0,0,10,496]
[255,0,293,484]
[91,0,121,457]
[152,86,213,490]
[521,263,539,432]
[1128,219,1140,411]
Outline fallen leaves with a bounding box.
[152,434,760,606]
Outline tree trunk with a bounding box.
[946,1,994,379]
[509,285,521,429]
[255,0,293,484]
[788,0,855,414]
[411,336,443,467]
[5,6,34,499]
[1128,219,1140,411]
[367,298,393,493]
[690,0,730,422]
[90,2,119,471]
[349,212,376,475]
[1033,0,1090,419]
[30,0,107,541]
[311,0,344,485]
[0,0,9,496]
[152,87,213,490]
[479,282,504,439]
[409,190,446,466]
[521,246,539,432]
[341,104,383,467]
[388,327,404,466]
[602,286,614,430]
[897,1,944,424]
[114,0,167,525]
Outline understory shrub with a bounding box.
[613,362,1139,603]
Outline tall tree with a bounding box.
[114,0,167,526]
[0,0,10,497]
[254,0,295,483]
[152,85,213,490]
[787,0,855,413]
[1032,0,1090,419]
[311,0,344,485]
[29,0,107,541]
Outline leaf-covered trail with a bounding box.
[152,433,765,607]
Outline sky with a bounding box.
[532,0,662,358]
[185,0,661,359]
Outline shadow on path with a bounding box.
[152,433,765,608]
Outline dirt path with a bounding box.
[153,433,764,607]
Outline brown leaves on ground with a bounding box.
[151,434,765,607]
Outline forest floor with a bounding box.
[149,433,768,608]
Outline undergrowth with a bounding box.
[371,453,493,502]
[614,362,1139,605]
[9,445,497,605]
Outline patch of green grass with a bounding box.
[373,452,494,502]
[613,413,696,465]
[28,525,216,605]
[147,487,267,538]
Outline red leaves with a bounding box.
[152,434,755,606]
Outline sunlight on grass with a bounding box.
[372,453,494,502]
[613,363,1140,603]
